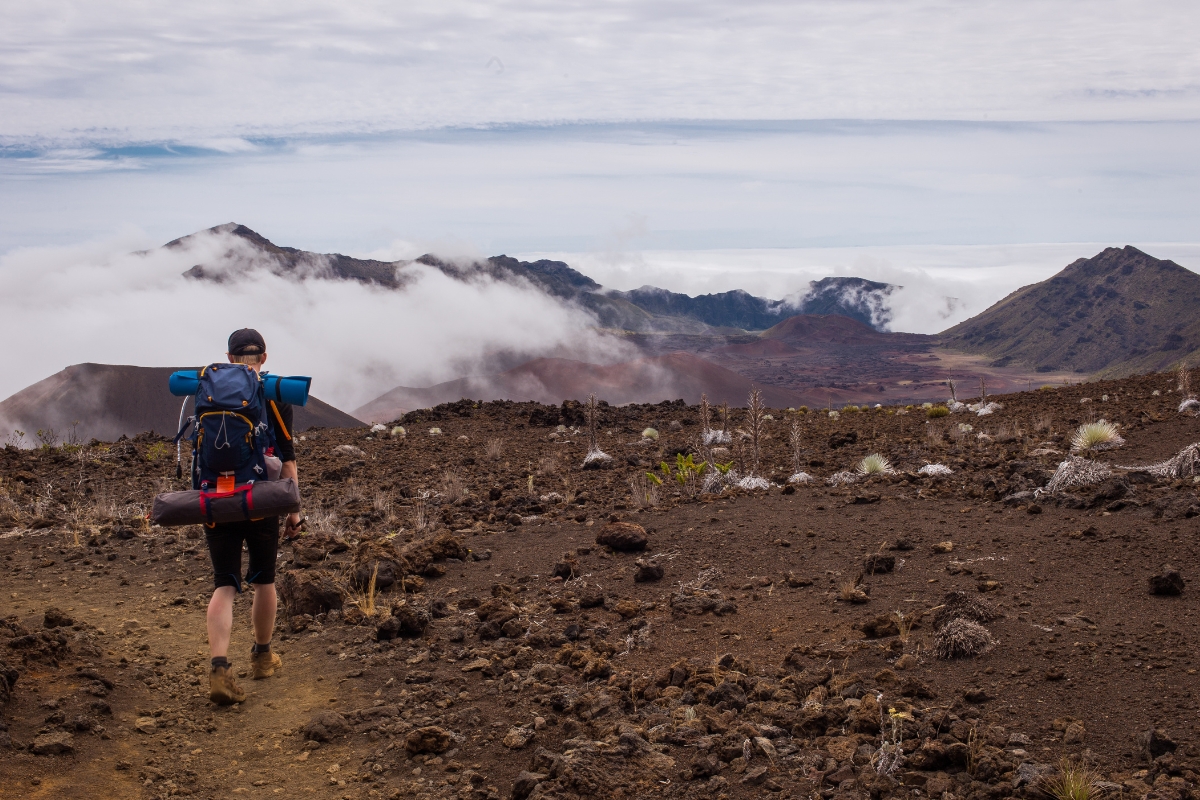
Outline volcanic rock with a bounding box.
[405,725,452,754]
[1150,566,1185,596]
[595,522,648,552]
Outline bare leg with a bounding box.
[251,584,278,646]
[207,586,236,658]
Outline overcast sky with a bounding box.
[1,1,1198,376]
[3,1,1198,250]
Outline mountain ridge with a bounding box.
[941,246,1200,377]
[175,223,900,333]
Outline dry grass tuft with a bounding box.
[485,438,505,461]
[412,492,430,530]
[350,562,381,618]
[838,578,869,604]
[440,471,465,504]
[1042,758,1107,800]
[628,473,659,508]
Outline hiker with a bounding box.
[204,328,303,705]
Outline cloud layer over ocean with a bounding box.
[4,0,1199,145]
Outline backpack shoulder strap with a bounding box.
[268,400,291,441]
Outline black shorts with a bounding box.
[205,517,279,590]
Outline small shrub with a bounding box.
[642,428,659,440]
[428,427,442,436]
[932,590,998,628]
[390,426,406,438]
[145,442,170,462]
[932,618,995,659]
[857,453,894,475]
[1070,420,1124,452]
[927,406,950,419]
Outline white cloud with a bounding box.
[1,0,1199,147]
[0,229,626,410]
[536,243,1200,334]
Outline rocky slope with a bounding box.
[941,246,1200,377]
[2,370,1200,799]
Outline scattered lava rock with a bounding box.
[278,571,344,618]
[595,522,648,552]
[405,725,453,754]
[828,430,858,449]
[42,607,73,629]
[633,558,664,582]
[30,731,74,756]
[375,602,431,640]
[1138,728,1179,759]
[1150,565,1185,596]
[863,553,895,574]
[301,711,350,742]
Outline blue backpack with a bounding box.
[176,364,277,491]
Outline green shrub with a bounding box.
[927,406,950,418]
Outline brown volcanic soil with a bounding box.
[3,373,1200,799]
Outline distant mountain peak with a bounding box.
[941,245,1200,376]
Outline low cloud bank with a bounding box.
[0,228,626,413]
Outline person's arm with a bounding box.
[271,401,303,537]
[281,459,302,537]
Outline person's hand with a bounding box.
[283,513,304,541]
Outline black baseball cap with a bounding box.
[228,328,266,356]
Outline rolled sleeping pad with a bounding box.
[151,478,300,527]
[261,374,311,407]
[168,370,200,397]
[168,370,311,406]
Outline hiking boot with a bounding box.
[250,650,282,679]
[209,666,245,705]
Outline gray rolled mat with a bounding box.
[152,478,300,527]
